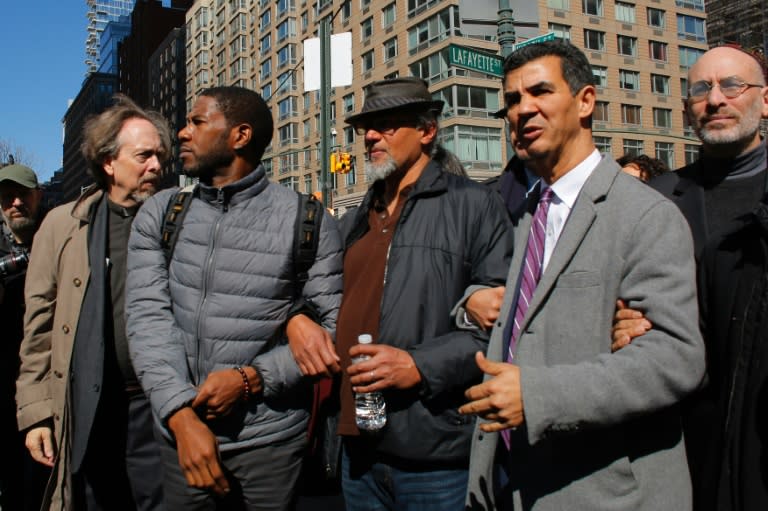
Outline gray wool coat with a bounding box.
[465,157,705,511]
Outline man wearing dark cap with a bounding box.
[308,76,512,510]
[0,163,48,511]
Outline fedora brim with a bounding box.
[492,107,507,119]
[345,99,444,125]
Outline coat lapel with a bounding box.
[515,158,618,346]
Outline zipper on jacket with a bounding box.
[216,188,228,212]
[194,210,225,383]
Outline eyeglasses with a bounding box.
[352,116,419,136]
[688,77,765,101]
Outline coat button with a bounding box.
[53,370,63,379]
[62,325,70,334]
[54,414,60,422]
[73,278,82,287]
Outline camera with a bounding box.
[0,250,30,278]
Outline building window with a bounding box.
[278,123,298,145]
[592,65,608,87]
[303,120,311,139]
[383,37,398,61]
[623,139,644,156]
[651,74,670,95]
[277,0,295,16]
[382,3,396,28]
[408,9,453,53]
[621,104,641,125]
[345,167,357,186]
[301,11,309,31]
[548,0,569,8]
[304,173,313,194]
[617,35,637,57]
[361,17,373,40]
[410,48,451,83]
[594,136,612,154]
[679,46,704,69]
[677,14,706,42]
[344,126,355,145]
[594,101,609,122]
[262,83,272,100]
[260,59,272,80]
[675,0,704,11]
[361,0,372,8]
[649,40,668,62]
[362,50,374,72]
[582,0,603,16]
[260,10,271,31]
[655,142,674,168]
[584,30,605,51]
[341,1,351,21]
[653,108,672,128]
[619,70,640,91]
[685,144,700,164]
[277,44,296,68]
[260,34,271,55]
[276,18,297,43]
[343,93,354,113]
[279,176,299,191]
[548,23,571,41]
[647,8,665,28]
[615,2,635,23]
[434,84,500,118]
[277,97,298,121]
[439,125,503,166]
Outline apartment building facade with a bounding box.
[184,0,708,213]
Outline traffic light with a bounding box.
[339,152,352,174]
[330,152,339,173]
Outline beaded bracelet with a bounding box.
[234,366,251,402]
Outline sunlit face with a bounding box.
[502,55,593,177]
[178,95,234,180]
[104,117,165,207]
[0,183,42,235]
[356,113,435,182]
[686,47,768,154]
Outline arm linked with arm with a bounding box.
[126,192,197,426]
[519,200,705,445]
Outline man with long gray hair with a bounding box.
[16,95,170,510]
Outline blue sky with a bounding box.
[0,2,89,183]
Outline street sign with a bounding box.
[513,32,557,51]
[448,44,504,78]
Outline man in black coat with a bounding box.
[0,163,48,511]
[696,195,768,510]
[614,45,768,510]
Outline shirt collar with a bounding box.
[534,149,601,208]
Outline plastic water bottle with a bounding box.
[352,334,386,431]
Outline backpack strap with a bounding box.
[161,184,196,265]
[293,192,324,297]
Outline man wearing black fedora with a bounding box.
[326,76,512,509]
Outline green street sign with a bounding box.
[513,32,557,51]
[448,44,503,78]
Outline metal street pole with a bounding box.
[497,0,516,58]
[319,16,332,209]
[498,1,516,161]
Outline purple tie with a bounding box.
[502,186,553,448]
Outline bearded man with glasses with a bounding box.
[644,46,768,257]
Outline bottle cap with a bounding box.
[358,334,373,344]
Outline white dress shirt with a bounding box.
[533,149,602,271]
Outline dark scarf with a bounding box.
[69,195,108,473]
